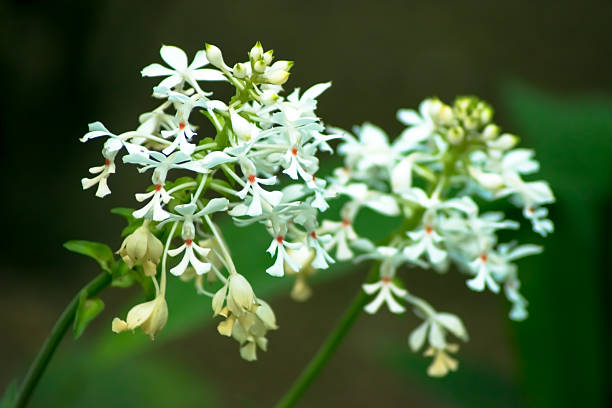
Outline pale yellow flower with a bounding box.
[112,294,168,340]
[116,221,163,276]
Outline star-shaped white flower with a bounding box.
[141,45,225,92]
[266,234,301,277]
[362,277,407,314]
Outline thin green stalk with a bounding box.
[274,267,377,408]
[14,272,112,408]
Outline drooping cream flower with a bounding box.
[284,245,317,302]
[116,220,163,276]
[424,343,460,377]
[112,294,168,340]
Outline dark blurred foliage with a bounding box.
[0,0,610,407]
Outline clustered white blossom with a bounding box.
[81,42,338,360]
[79,42,554,375]
[310,96,554,376]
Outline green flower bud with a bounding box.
[263,50,274,65]
[233,62,247,79]
[249,41,263,61]
[447,126,465,144]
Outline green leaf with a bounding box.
[63,240,114,272]
[0,380,18,408]
[73,292,105,340]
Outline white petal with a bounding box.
[141,63,175,77]
[396,109,422,125]
[188,50,209,70]
[302,82,331,101]
[197,197,230,216]
[466,268,487,292]
[435,313,467,340]
[95,178,112,198]
[81,176,99,190]
[429,321,446,349]
[160,45,188,71]
[391,157,414,193]
[383,288,405,314]
[363,291,386,314]
[388,282,407,297]
[426,240,447,264]
[167,244,186,257]
[191,68,226,81]
[362,281,382,294]
[247,191,263,216]
[170,251,191,276]
[158,74,182,90]
[189,250,211,275]
[409,321,429,351]
[265,252,285,277]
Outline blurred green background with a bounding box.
[1,0,610,407]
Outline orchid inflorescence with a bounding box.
[319,97,554,376]
[81,42,337,361]
[79,42,554,375]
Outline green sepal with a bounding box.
[73,291,105,340]
[63,240,113,273]
[0,380,18,408]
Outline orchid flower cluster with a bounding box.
[313,96,554,376]
[80,42,338,361]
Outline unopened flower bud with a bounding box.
[428,99,443,118]
[233,63,247,79]
[249,41,263,61]
[463,117,479,131]
[253,59,267,74]
[270,60,293,72]
[438,105,454,125]
[262,70,290,85]
[117,221,163,276]
[488,133,518,150]
[479,106,493,124]
[263,50,274,65]
[447,126,465,144]
[230,109,259,141]
[455,97,472,113]
[482,124,500,140]
[261,90,279,106]
[205,43,226,70]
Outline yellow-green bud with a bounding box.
[263,50,273,65]
[233,63,247,79]
[482,124,500,140]
[438,105,454,125]
[447,126,465,144]
[205,43,226,70]
[253,59,267,74]
[463,117,479,131]
[249,41,263,61]
[262,70,289,85]
[261,89,279,106]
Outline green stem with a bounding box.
[274,267,377,408]
[14,272,112,408]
